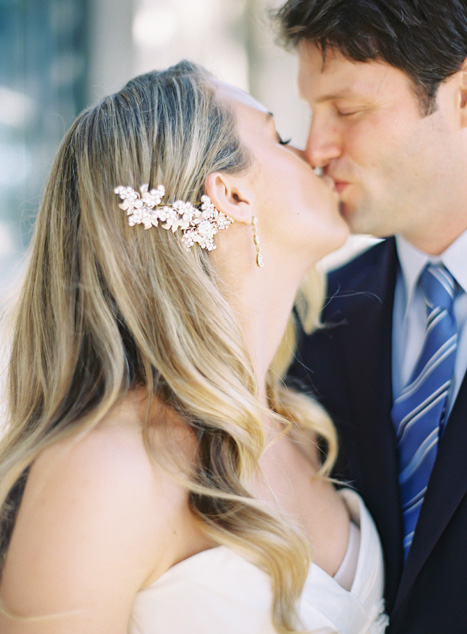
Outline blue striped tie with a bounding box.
[391,263,458,561]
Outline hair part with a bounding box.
[273,0,467,115]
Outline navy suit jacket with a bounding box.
[289,238,467,633]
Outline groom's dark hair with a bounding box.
[273,0,467,115]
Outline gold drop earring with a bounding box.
[251,215,264,268]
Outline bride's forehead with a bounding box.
[214,81,269,115]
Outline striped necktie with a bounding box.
[391,263,458,561]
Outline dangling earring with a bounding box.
[251,215,264,268]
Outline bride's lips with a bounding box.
[321,174,338,192]
[314,167,348,195]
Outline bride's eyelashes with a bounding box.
[278,134,292,146]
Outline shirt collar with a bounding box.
[441,230,467,295]
[395,229,467,311]
[395,236,429,312]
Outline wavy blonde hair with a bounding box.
[0,60,336,633]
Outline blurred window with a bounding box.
[0,0,89,287]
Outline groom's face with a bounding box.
[298,43,463,253]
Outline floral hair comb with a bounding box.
[114,184,233,251]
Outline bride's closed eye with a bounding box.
[278,134,292,146]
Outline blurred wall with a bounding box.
[87,0,309,146]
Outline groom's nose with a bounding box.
[304,118,342,169]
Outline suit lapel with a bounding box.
[395,370,467,609]
[340,239,404,607]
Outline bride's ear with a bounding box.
[205,172,253,225]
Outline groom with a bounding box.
[275,1,467,633]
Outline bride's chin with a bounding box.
[327,223,351,254]
[304,235,350,268]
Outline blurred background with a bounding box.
[0,0,373,300]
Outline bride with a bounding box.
[0,60,388,633]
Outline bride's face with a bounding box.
[217,84,349,269]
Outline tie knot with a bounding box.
[420,263,456,311]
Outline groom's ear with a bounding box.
[205,172,253,225]
[459,57,467,127]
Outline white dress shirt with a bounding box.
[392,231,467,420]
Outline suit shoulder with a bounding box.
[327,238,396,293]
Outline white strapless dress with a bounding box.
[129,489,389,633]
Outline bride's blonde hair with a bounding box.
[0,60,336,633]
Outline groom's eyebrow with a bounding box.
[298,84,357,103]
[316,90,359,102]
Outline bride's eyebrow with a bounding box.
[264,111,276,130]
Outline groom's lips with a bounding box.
[324,170,350,195]
[333,180,350,195]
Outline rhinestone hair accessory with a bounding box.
[114,184,233,251]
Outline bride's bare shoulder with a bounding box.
[28,393,197,535]
[33,395,183,489]
[0,395,197,628]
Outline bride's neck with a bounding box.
[215,256,302,404]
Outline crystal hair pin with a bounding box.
[114,184,233,251]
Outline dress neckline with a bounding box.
[139,488,365,595]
